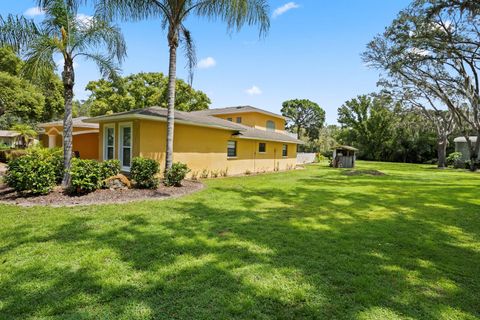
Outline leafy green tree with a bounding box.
[85,72,210,116]
[97,0,270,171]
[0,72,45,129]
[0,46,64,122]
[281,99,326,140]
[337,95,396,161]
[0,0,127,186]
[363,0,480,170]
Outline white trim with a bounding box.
[72,130,99,136]
[103,124,115,162]
[46,127,62,135]
[118,122,133,172]
[85,114,239,132]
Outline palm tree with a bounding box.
[96,0,270,171]
[0,0,126,187]
[11,124,38,148]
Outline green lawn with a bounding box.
[0,162,479,319]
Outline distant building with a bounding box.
[0,130,21,148]
[454,136,478,162]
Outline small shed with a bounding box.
[332,145,358,168]
[454,136,477,162]
[0,130,21,148]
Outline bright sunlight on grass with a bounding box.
[0,161,479,319]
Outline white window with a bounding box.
[103,124,115,161]
[119,123,132,171]
[227,140,237,157]
[266,120,276,131]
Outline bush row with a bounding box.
[5,149,190,195]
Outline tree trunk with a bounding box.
[61,57,75,187]
[165,41,177,172]
[437,136,447,168]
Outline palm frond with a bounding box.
[193,0,270,36]
[76,52,120,78]
[0,15,40,52]
[73,17,127,61]
[95,0,167,22]
[21,35,58,80]
[180,25,196,85]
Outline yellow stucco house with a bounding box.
[38,117,99,160]
[84,106,303,176]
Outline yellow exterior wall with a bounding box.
[41,125,99,160]
[98,119,297,177]
[213,112,286,133]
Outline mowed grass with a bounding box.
[0,162,479,319]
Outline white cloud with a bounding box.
[197,57,216,69]
[24,7,45,17]
[272,2,300,18]
[245,85,262,96]
[76,13,94,27]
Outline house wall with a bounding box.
[213,112,286,133]
[41,125,99,160]
[99,119,297,176]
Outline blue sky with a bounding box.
[0,0,411,124]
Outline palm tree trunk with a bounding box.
[165,41,177,171]
[61,58,75,187]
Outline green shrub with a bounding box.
[0,149,28,163]
[69,158,101,194]
[5,154,56,195]
[99,159,121,181]
[131,157,159,189]
[164,162,191,187]
[28,147,64,183]
[446,152,463,167]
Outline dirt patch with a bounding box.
[342,170,386,176]
[0,180,204,207]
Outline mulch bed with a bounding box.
[0,180,204,207]
[343,169,386,176]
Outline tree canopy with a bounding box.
[85,72,211,116]
[281,99,325,140]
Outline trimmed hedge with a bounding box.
[164,162,190,187]
[99,159,121,181]
[131,157,159,189]
[5,153,56,195]
[69,158,101,194]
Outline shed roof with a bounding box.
[0,130,20,138]
[454,136,478,143]
[333,145,358,151]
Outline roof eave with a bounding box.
[85,114,243,132]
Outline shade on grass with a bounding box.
[0,162,479,319]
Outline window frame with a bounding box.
[236,117,242,123]
[227,140,237,158]
[227,117,233,122]
[103,124,115,161]
[266,120,276,131]
[282,144,288,157]
[118,122,133,171]
[258,142,267,153]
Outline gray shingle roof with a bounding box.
[0,130,20,138]
[38,117,99,129]
[193,105,286,119]
[454,136,477,143]
[86,106,303,144]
